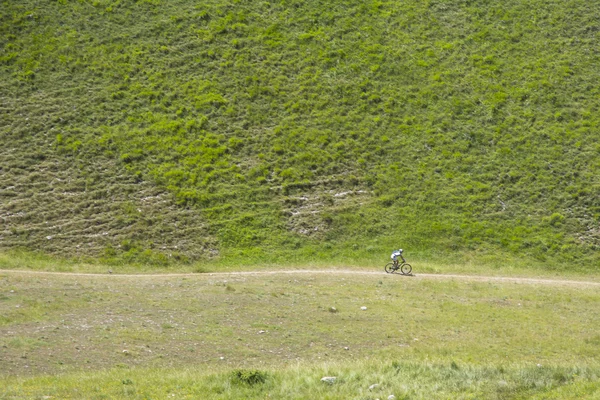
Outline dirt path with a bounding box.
[1,268,599,287]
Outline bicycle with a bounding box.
[384,259,412,275]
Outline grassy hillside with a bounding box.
[1,0,599,269]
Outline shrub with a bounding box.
[548,213,565,226]
[230,369,268,386]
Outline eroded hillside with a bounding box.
[1,0,599,268]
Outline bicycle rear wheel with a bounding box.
[400,263,412,275]
[384,263,396,274]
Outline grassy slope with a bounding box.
[1,0,600,269]
[1,272,599,398]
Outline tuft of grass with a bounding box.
[230,369,269,386]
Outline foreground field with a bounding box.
[1,269,599,398]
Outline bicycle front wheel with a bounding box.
[400,263,412,275]
[384,263,396,274]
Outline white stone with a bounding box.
[321,376,336,384]
[369,383,380,390]
[361,306,367,310]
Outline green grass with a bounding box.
[1,0,599,269]
[2,362,600,399]
[1,270,599,398]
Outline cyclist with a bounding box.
[385,248,412,275]
[390,249,405,265]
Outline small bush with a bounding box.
[378,195,395,207]
[549,213,565,226]
[230,369,268,386]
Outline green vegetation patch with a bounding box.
[230,369,269,386]
[1,359,599,399]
